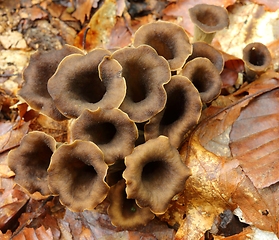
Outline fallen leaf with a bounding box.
[175,72,279,239]
[72,0,100,23]
[0,121,29,154]
[0,189,29,233]
[74,0,117,50]
[251,0,279,11]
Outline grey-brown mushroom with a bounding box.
[242,42,272,82]
[8,131,56,196]
[111,45,171,122]
[18,45,84,121]
[180,57,222,103]
[133,21,192,71]
[123,136,191,214]
[69,108,138,165]
[47,140,109,212]
[47,49,126,118]
[107,179,155,229]
[145,75,202,148]
[189,4,229,43]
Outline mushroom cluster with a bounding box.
[8,3,268,229]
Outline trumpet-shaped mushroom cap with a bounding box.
[47,49,126,118]
[70,108,138,165]
[8,131,56,196]
[123,136,191,214]
[145,75,202,148]
[112,45,171,122]
[186,42,224,73]
[133,21,192,71]
[107,179,155,229]
[47,140,109,212]
[189,4,229,43]
[180,57,221,103]
[19,45,84,121]
[243,42,272,81]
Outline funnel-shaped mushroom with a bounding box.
[123,136,191,214]
[47,140,109,212]
[180,57,221,103]
[107,179,155,229]
[47,49,126,118]
[189,4,229,43]
[242,42,272,82]
[186,42,224,73]
[18,45,84,121]
[111,45,171,122]
[70,108,138,165]
[145,75,202,148]
[133,21,192,71]
[8,131,56,196]
[106,159,126,186]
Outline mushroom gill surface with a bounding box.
[123,136,191,214]
[180,57,221,103]
[47,49,126,118]
[242,42,272,82]
[145,75,202,148]
[107,179,155,229]
[8,131,56,196]
[19,45,84,121]
[133,21,192,71]
[47,140,109,212]
[112,45,171,122]
[70,108,138,165]
[189,4,229,43]
[186,42,224,73]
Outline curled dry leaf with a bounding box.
[175,71,279,239]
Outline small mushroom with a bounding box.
[107,179,155,229]
[123,136,191,214]
[145,75,202,148]
[47,140,109,212]
[180,57,222,103]
[242,42,272,82]
[186,42,224,73]
[47,49,126,118]
[133,21,192,71]
[189,4,229,43]
[70,108,138,165]
[18,45,84,121]
[7,131,56,196]
[111,45,171,122]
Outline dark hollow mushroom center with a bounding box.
[248,48,265,66]
[70,70,106,103]
[121,191,139,218]
[141,160,170,189]
[122,61,147,103]
[190,67,212,93]
[69,158,98,199]
[85,122,117,145]
[145,36,174,61]
[26,141,53,178]
[160,88,186,127]
[196,10,219,27]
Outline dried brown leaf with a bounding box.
[175,72,279,239]
[251,0,279,11]
[74,0,117,50]
[72,0,99,23]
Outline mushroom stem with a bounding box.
[242,42,272,82]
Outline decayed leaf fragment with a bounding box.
[175,71,279,239]
[74,0,117,50]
